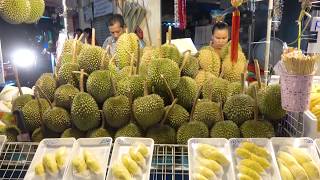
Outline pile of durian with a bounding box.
[7,27,286,144]
[0,0,45,24]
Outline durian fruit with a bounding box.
[57,63,80,86]
[238,159,265,174]
[35,73,57,102]
[78,45,104,74]
[0,0,31,24]
[31,126,60,142]
[192,99,222,128]
[258,84,286,121]
[277,158,294,180]
[86,111,111,138]
[83,150,101,174]
[115,123,143,138]
[60,39,83,56]
[148,58,180,91]
[11,94,33,112]
[71,92,100,131]
[164,103,189,130]
[43,106,71,133]
[240,142,270,159]
[72,155,88,174]
[146,99,178,144]
[55,146,67,170]
[129,147,146,169]
[86,70,113,104]
[25,0,45,23]
[116,33,139,69]
[235,147,271,169]
[238,173,254,180]
[197,157,224,176]
[133,82,165,130]
[222,50,247,82]
[177,87,209,144]
[240,86,275,138]
[277,151,309,180]
[54,84,79,110]
[159,44,181,65]
[192,173,209,180]
[122,154,142,175]
[202,76,230,104]
[198,47,221,77]
[195,166,217,180]
[210,102,240,139]
[34,161,45,176]
[173,76,198,110]
[4,125,21,142]
[181,55,199,78]
[194,70,215,87]
[43,153,59,175]
[59,53,73,65]
[197,144,229,166]
[103,94,131,128]
[111,163,132,180]
[61,128,85,139]
[227,81,242,97]
[223,74,254,125]
[22,98,50,132]
[247,60,267,99]
[220,41,242,60]
[237,165,262,180]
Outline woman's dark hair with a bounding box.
[108,14,125,28]
[212,21,229,34]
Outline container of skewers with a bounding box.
[279,47,319,112]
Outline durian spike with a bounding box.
[160,74,175,103]
[92,28,96,46]
[168,26,172,44]
[253,86,259,121]
[136,40,141,75]
[80,69,85,92]
[35,86,53,109]
[110,77,117,96]
[160,98,178,126]
[240,73,245,94]
[189,85,203,122]
[78,33,85,41]
[254,59,262,89]
[143,81,148,96]
[72,38,77,64]
[13,65,23,96]
[180,50,191,74]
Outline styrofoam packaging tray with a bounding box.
[188,138,235,180]
[0,135,7,153]
[229,138,281,180]
[272,137,320,169]
[106,137,154,180]
[64,137,113,180]
[24,138,76,180]
[314,138,320,154]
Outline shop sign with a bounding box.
[93,0,113,18]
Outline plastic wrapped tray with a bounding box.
[64,137,113,180]
[314,138,320,153]
[188,138,235,180]
[0,135,7,153]
[24,138,76,180]
[272,137,320,168]
[106,137,154,180]
[229,138,281,180]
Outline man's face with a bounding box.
[108,22,123,40]
[212,29,229,49]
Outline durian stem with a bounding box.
[13,65,23,96]
[240,73,245,94]
[168,26,172,44]
[157,30,162,48]
[208,82,213,102]
[78,33,85,41]
[253,86,259,121]
[129,53,135,76]
[254,59,262,89]
[100,110,106,129]
[243,61,248,80]
[84,38,87,44]
[219,66,225,78]
[35,86,53,109]
[160,74,175,103]
[80,69,84,92]
[100,52,106,70]
[136,40,140,75]
[110,77,117,96]
[189,86,203,122]
[72,71,89,77]
[92,28,96,46]
[108,53,117,67]
[34,91,44,127]
[74,34,79,41]
[180,51,191,74]
[105,44,111,55]
[218,101,225,122]
[166,32,170,45]
[160,98,178,126]
[72,38,78,64]
[143,81,149,96]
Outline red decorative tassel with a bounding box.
[231,9,240,64]
[178,0,187,30]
